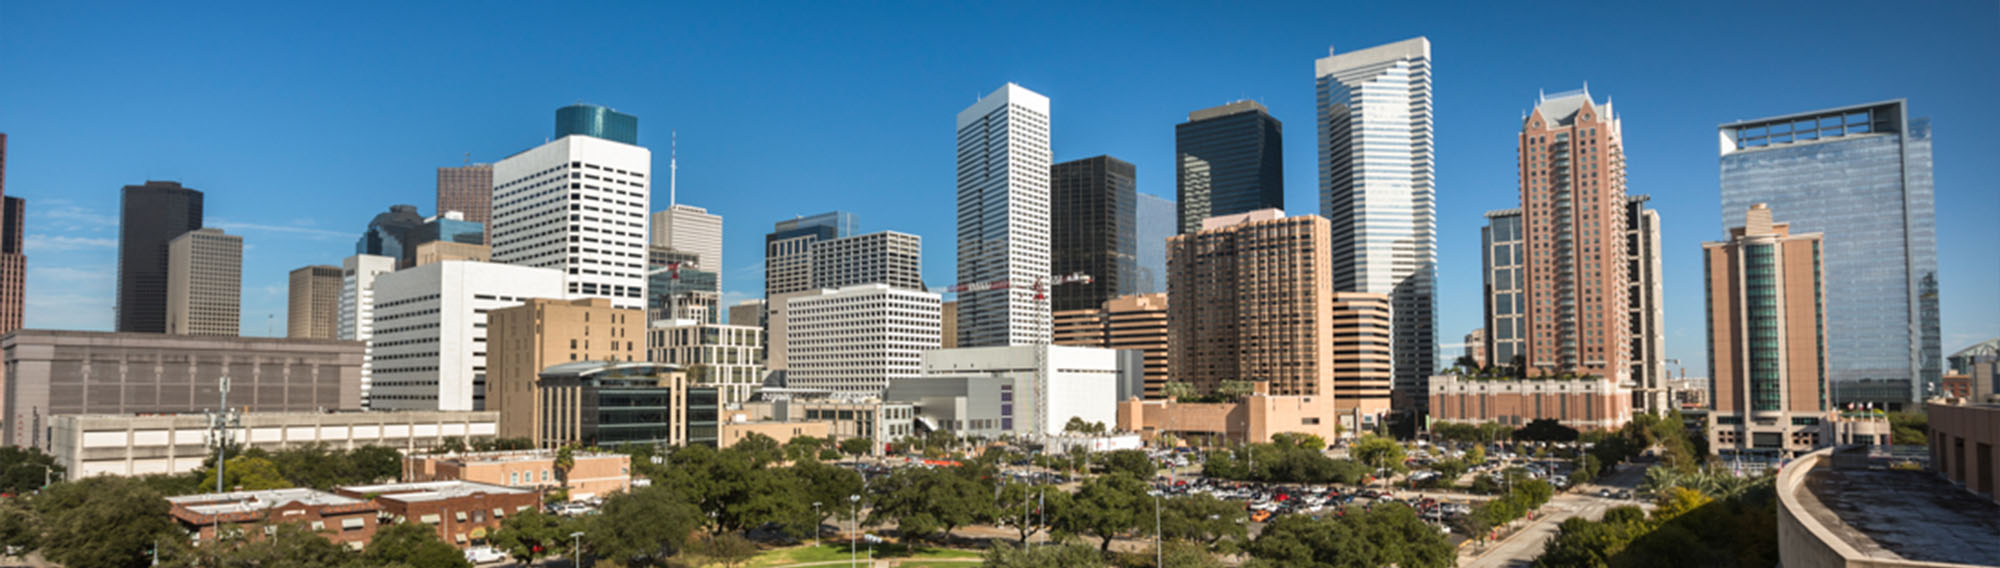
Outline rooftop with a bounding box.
[1797,468,2000,565]
[422,449,626,465]
[338,481,534,503]
[168,488,367,516]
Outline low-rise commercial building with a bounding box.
[51,410,497,478]
[1117,381,1347,445]
[740,395,915,452]
[1929,401,2000,503]
[168,488,381,549]
[403,449,632,501]
[1426,373,1632,431]
[535,361,717,449]
[718,419,831,449]
[335,481,538,548]
[907,344,1120,438]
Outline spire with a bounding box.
[670,130,678,207]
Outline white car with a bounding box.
[463,547,507,564]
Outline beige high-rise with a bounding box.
[1329,292,1393,417]
[1704,204,1829,457]
[1169,210,1337,397]
[487,298,644,440]
[1055,293,1169,399]
[287,265,341,339]
[166,228,241,336]
[1516,88,1630,381]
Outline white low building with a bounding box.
[370,261,564,411]
[888,344,1119,439]
[51,411,499,478]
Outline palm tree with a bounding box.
[552,444,576,502]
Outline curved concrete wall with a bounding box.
[1776,446,1979,568]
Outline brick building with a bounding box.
[1426,373,1633,431]
[168,488,381,549]
[335,481,538,548]
[403,449,632,502]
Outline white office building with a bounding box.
[340,254,398,407]
[889,344,1119,438]
[785,284,942,393]
[492,134,651,311]
[648,321,765,405]
[1315,37,1439,407]
[769,231,925,370]
[652,204,722,270]
[955,83,1052,348]
[369,261,564,411]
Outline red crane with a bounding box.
[940,273,1093,300]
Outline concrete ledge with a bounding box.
[1777,446,1990,568]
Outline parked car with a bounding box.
[464,547,507,564]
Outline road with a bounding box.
[1455,464,1651,568]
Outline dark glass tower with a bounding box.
[1051,156,1137,312]
[1175,101,1283,234]
[115,181,203,333]
[555,104,639,145]
[355,204,426,268]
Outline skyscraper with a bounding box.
[1133,193,1175,295]
[1316,37,1438,412]
[436,164,493,241]
[0,134,23,335]
[1626,195,1667,412]
[1703,204,1828,458]
[1513,87,1632,383]
[339,254,397,407]
[1480,208,1525,374]
[786,284,942,394]
[651,204,723,271]
[288,265,341,339]
[1175,101,1283,235]
[555,104,639,145]
[165,228,242,336]
[355,205,426,269]
[493,110,651,311]
[1718,100,1939,405]
[1051,156,1137,312]
[115,181,204,333]
[765,211,858,298]
[955,83,1052,348]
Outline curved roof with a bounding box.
[1950,338,1999,360]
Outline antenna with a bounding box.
[670,130,678,207]
[463,152,471,166]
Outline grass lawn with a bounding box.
[743,543,981,567]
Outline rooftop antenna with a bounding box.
[670,130,679,207]
[463,152,471,166]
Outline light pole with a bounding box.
[812,501,822,548]
[849,493,860,568]
[570,531,584,567]
[1154,493,1162,568]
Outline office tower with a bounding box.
[287,265,341,339]
[1316,37,1438,413]
[1718,100,1939,405]
[1133,193,1175,295]
[1627,195,1667,412]
[416,211,485,247]
[1329,292,1394,424]
[648,321,765,405]
[1703,204,1828,458]
[765,212,856,299]
[786,284,942,393]
[1050,156,1137,312]
[648,263,720,324]
[1168,210,1334,397]
[1054,293,1169,399]
[355,205,426,268]
[651,204,722,271]
[811,231,923,290]
[554,104,639,146]
[165,228,241,336]
[1175,101,1283,234]
[488,297,644,439]
[0,134,22,335]
[649,245,698,270]
[955,83,1052,348]
[728,299,765,328]
[115,181,203,333]
[492,117,650,311]
[1512,87,1632,383]
[1480,208,1525,375]
[940,301,958,349]
[1463,328,1486,368]
[369,261,564,411]
[339,254,396,406]
[436,164,493,240]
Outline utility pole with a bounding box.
[207,376,239,493]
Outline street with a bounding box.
[1456,463,1652,568]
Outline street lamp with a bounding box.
[569,531,584,567]
[812,501,822,548]
[848,494,861,568]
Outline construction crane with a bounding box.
[940,273,1093,300]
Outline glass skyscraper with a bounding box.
[1718,100,1939,405]
[1133,192,1175,295]
[1050,155,1137,311]
[555,104,639,145]
[1175,101,1283,235]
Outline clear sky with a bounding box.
[2,1,1995,376]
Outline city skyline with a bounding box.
[3,2,1996,378]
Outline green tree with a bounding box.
[1650,487,1712,523]
[0,446,63,494]
[584,485,704,565]
[1160,539,1227,568]
[1573,453,1602,485]
[783,435,828,463]
[201,455,291,491]
[995,481,1068,544]
[1100,449,1157,479]
[553,444,577,498]
[1245,504,1452,568]
[1270,432,1326,451]
[1059,473,1148,552]
[346,445,404,485]
[731,433,785,467]
[839,437,875,457]
[869,466,995,545]
[363,522,470,568]
[33,476,187,568]
[1160,494,1247,553]
[689,533,759,567]
[0,496,39,554]
[1162,381,1197,401]
[490,509,575,563]
[1064,416,1093,434]
[794,460,863,531]
[207,522,359,567]
[1465,444,1487,465]
[981,541,1107,567]
[1350,435,1405,488]
[1513,419,1581,442]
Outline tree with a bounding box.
[1513,419,1581,442]
[364,522,471,568]
[346,445,404,485]
[0,446,63,494]
[1064,416,1093,434]
[201,455,290,491]
[869,466,995,545]
[1350,435,1405,488]
[1270,432,1327,451]
[490,509,575,563]
[207,522,359,567]
[995,480,1068,545]
[1650,487,1712,523]
[1162,381,1196,401]
[689,533,759,568]
[1160,494,1246,553]
[1060,473,1148,552]
[1572,454,1602,485]
[839,437,875,457]
[1160,539,1227,568]
[1100,449,1157,479]
[433,437,469,454]
[1245,504,1452,568]
[794,460,863,530]
[553,444,577,499]
[1216,380,1255,400]
[732,433,785,467]
[981,541,1107,567]
[784,435,828,464]
[32,476,189,568]
[585,485,704,565]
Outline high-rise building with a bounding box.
[1718,100,1939,405]
[0,134,23,335]
[436,164,493,241]
[764,211,857,298]
[1330,292,1394,424]
[1050,156,1137,312]
[487,297,645,440]
[728,300,765,328]
[811,231,922,291]
[1054,293,1169,399]
[1626,195,1667,412]
[339,254,396,406]
[955,83,1052,348]
[651,204,722,271]
[287,265,341,339]
[648,264,719,324]
[648,321,764,405]
[1315,37,1438,413]
[1480,208,1525,374]
[1175,101,1283,235]
[115,181,203,333]
[785,284,941,394]
[368,261,565,411]
[1512,87,1632,383]
[492,122,650,311]
[940,300,958,349]
[554,104,639,146]
[355,205,426,268]
[166,228,241,336]
[1133,193,1175,295]
[1703,204,1829,458]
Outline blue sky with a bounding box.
[2,1,1995,375]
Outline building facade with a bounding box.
[1054,293,1169,399]
[288,265,342,339]
[728,300,765,328]
[355,205,426,269]
[1168,210,1335,397]
[50,410,498,478]
[165,228,242,336]
[1718,100,1939,404]
[955,83,1052,348]
[765,211,857,298]
[368,261,565,411]
[1050,156,1137,312]
[487,298,645,440]
[339,254,397,407]
[1427,374,1634,431]
[554,103,638,145]
[647,263,720,324]
[1928,401,2000,504]
[1330,292,1394,424]
[785,284,941,393]
[1481,209,1526,374]
[169,489,381,549]
[651,204,723,272]
[334,481,539,549]
[1514,88,1633,382]
[648,321,763,405]
[1704,204,1829,458]
[535,361,717,449]
[0,134,22,336]
[1175,101,1283,235]
[811,231,923,291]
[1133,192,1175,295]
[902,344,1122,438]
[492,130,650,311]
[403,449,633,502]
[1,330,364,448]
[1316,37,1439,414]
[436,164,494,242]
[116,181,203,333]
[1626,195,1668,412]
[415,241,490,266]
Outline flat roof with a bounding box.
[1798,468,2000,565]
[426,449,625,465]
[338,480,534,503]
[168,488,367,515]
